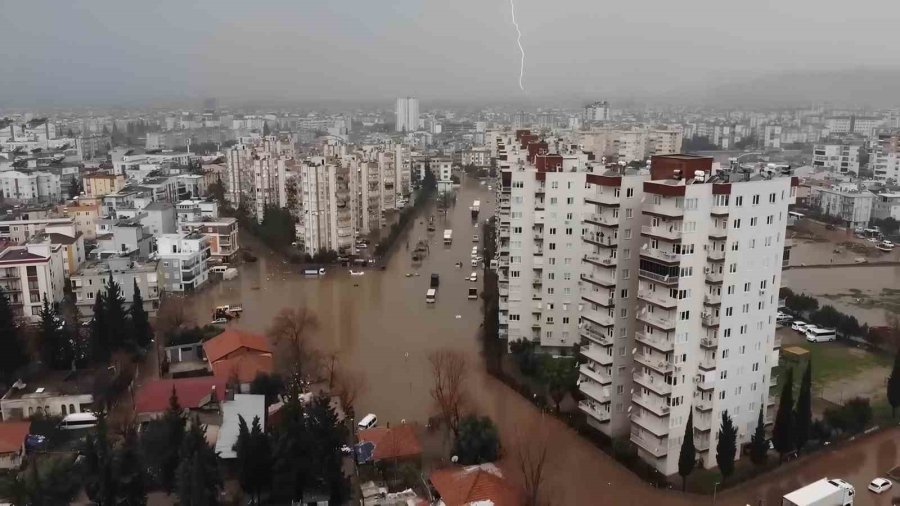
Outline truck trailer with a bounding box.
[782,478,855,506]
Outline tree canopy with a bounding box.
[453,415,500,465]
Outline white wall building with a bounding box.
[815,187,874,229]
[812,144,860,175]
[156,232,211,292]
[0,242,66,321]
[395,97,420,133]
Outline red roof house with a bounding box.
[133,377,227,419]
[202,329,273,384]
[358,424,423,462]
[430,464,522,506]
[0,421,31,469]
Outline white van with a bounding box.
[358,413,377,430]
[209,265,228,274]
[59,412,98,430]
[806,327,837,342]
[469,272,478,282]
[426,288,437,303]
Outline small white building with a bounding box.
[215,394,266,459]
[815,186,875,229]
[156,232,211,292]
[0,370,106,420]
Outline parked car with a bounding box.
[868,477,892,494]
[791,321,809,332]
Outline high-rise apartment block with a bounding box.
[584,101,611,123]
[812,143,860,175]
[224,136,293,222]
[493,130,797,476]
[396,97,420,133]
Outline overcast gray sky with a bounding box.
[3,0,900,106]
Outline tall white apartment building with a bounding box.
[584,101,611,123]
[396,97,420,133]
[300,158,353,256]
[496,136,798,475]
[0,170,62,204]
[0,242,66,321]
[223,136,292,221]
[812,144,860,174]
[627,156,795,475]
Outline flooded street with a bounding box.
[177,181,896,505]
[783,265,900,326]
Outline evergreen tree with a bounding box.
[262,121,270,136]
[888,350,900,418]
[794,361,813,453]
[749,408,768,466]
[0,288,28,382]
[453,415,501,465]
[130,280,152,349]
[90,292,110,364]
[678,411,696,491]
[104,274,128,349]
[176,417,221,506]
[38,297,72,369]
[115,427,147,506]
[234,415,271,503]
[773,367,795,460]
[83,415,116,505]
[715,411,737,480]
[141,387,187,493]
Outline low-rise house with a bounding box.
[202,329,273,389]
[357,423,422,464]
[140,201,176,235]
[814,185,875,229]
[133,376,226,424]
[0,369,107,420]
[215,394,266,459]
[157,232,211,292]
[0,421,31,469]
[94,219,152,259]
[62,203,100,239]
[429,464,522,506]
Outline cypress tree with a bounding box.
[38,297,72,370]
[888,350,900,418]
[0,288,28,382]
[104,273,127,349]
[749,407,768,466]
[115,427,147,506]
[794,360,812,453]
[83,415,116,505]
[715,411,737,480]
[176,417,221,506]
[772,367,795,460]
[90,291,110,363]
[678,411,696,491]
[130,280,152,349]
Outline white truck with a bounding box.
[782,478,855,506]
[443,229,453,245]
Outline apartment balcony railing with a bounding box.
[635,331,674,352]
[580,380,611,404]
[633,371,672,396]
[643,202,683,218]
[584,213,618,227]
[639,289,678,308]
[581,325,612,346]
[705,270,724,283]
[582,289,613,308]
[707,249,726,261]
[582,308,615,328]
[579,401,611,422]
[634,353,674,373]
[632,390,671,417]
[579,363,611,385]
[585,192,620,206]
[581,272,616,288]
[638,270,679,285]
[709,226,728,239]
[641,225,682,241]
[630,432,668,458]
[698,356,717,371]
[700,336,719,349]
[584,253,617,268]
[695,397,713,411]
[704,292,721,305]
[701,313,720,327]
[582,233,617,248]
[641,248,681,264]
[638,311,676,331]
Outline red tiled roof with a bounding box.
[0,421,30,454]
[134,377,227,414]
[210,354,273,383]
[202,328,272,364]
[430,464,522,506]
[358,424,422,461]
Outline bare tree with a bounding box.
[268,306,319,387]
[332,367,366,418]
[156,297,192,342]
[427,349,469,436]
[511,418,555,506]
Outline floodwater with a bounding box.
[783,265,900,326]
[179,179,894,505]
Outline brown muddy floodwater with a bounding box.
[174,179,895,505]
[783,265,900,326]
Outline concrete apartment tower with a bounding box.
[395,97,420,133]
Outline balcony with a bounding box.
[701,313,720,327]
[638,310,676,331]
[585,192,620,207]
[634,353,674,373]
[709,226,728,239]
[641,248,681,264]
[643,202,683,218]
[582,308,614,328]
[579,401,611,422]
[633,371,672,395]
[705,270,724,283]
[580,380,611,404]
[700,336,719,349]
[533,234,543,243]
[581,272,616,288]
[630,432,668,458]
[580,363,611,384]
[641,224,682,241]
[581,325,612,346]
[695,435,711,452]
[696,375,716,391]
[710,204,729,216]
[639,289,677,308]
[635,331,674,352]
[638,270,679,285]
[704,293,721,305]
[695,397,713,412]
[698,356,717,371]
[584,213,618,227]
[582,290,614,308]
[583,232,617,248]
[534,201,545,211]
[584,253,617,268]
[707,249,725,261]
[581,346,613,369]
[633,390,671,417]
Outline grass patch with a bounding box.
[778,342,890,390]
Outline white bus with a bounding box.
[806,327,837,343]
[59,412,98,430]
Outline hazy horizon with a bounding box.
[3,0,900,108]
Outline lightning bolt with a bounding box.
[510,0,525,91]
